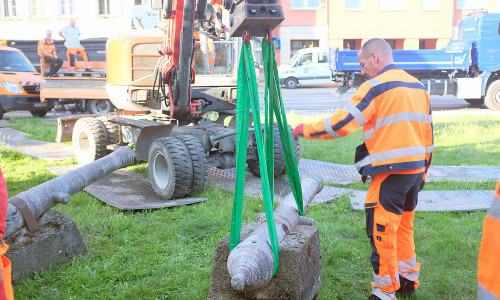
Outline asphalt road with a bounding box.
[258,84,486,115]
[3,84,492,121]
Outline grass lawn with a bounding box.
[3,112,500,299]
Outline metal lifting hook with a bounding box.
[242,30,251,45]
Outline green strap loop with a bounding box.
[262,38,303,216]
[230,40,304,277]
[230,43,280,275]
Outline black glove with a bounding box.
[419,180,425,192]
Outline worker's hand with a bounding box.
[293,124,304,139]
[419,180,425,192]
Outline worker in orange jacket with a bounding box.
[294,38,434,300]
[37,30,63,77]
[477,178,500,299]
[0,168,13,300]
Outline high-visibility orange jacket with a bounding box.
[37,38,58,59]
[303,64,434,179]
[477,179,500,299]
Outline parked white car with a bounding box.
[278,47,334,88]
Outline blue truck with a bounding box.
[333,11,500,111]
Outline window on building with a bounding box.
[345,0,362,10]
[291,0,321,10]
[98,0,110,15]
[385,39,396,49]
[59,0,74,16]
[290,40,319,57]
[422,0,439,11]
[30,0,45,17]
[0,0,17,17]
[343,40,355,50]
[419,39,437,49]
[379,0,406,11]
[457,0,488,9]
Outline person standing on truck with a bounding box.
[477,178,500,299]
[294,38,434,300]
[58,18,91,72]
[37,30,63,77]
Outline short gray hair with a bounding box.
[359,38,393,59]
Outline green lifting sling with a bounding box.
[229,39,303,276]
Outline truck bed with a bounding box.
[334,49,471,73]
[40,59,107,101]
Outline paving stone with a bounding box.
[207,168,350,205]
[427,166,500,182]
[349,189,495,212]
[0,120,12,128]
[0,128,74,161]
[299,158,360,185]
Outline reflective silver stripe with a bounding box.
[323,118,341,138]
[377,112,431,129]
[368,78,382,86]
[363,128,375,140]
[372,272,398,300]
[372,272,398,287]
[426,145,435,153]
[343,103,366,126]
[398,256,420,281]
[478,282,500,300]
[362,112,431,142]
[355,146,426,170]
[487,197,500,220]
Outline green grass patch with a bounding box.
[3,112,499,298]
[289,112,500,166]
[8,118,59,143]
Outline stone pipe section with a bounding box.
[5,146,135,239]
[227,175,324,291]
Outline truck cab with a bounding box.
[0,41,56,119]
[278,47,333,88]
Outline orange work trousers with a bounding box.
[364,170,424,300]
[66,46,90,71]
[0,242,13,300]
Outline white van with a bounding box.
[278,47,333,88]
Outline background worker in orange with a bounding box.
[37,30,63,77]
[58,18,91,72]
[0,168,13,300]
[477,178,500,299]
[294,38,434,300]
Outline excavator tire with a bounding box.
[176,135,208,194]
[247,125,286,178]
[72,117,109,165]
[100,119,123,145]
[148,137,192,200]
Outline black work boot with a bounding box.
[397,275,416,296]
[367,295,381,300]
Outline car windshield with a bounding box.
[0,50,36,72]
[289,51,303,66]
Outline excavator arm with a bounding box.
[153,0,284,121]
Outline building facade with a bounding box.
[0,0,148,41]
[276,0,500,65]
